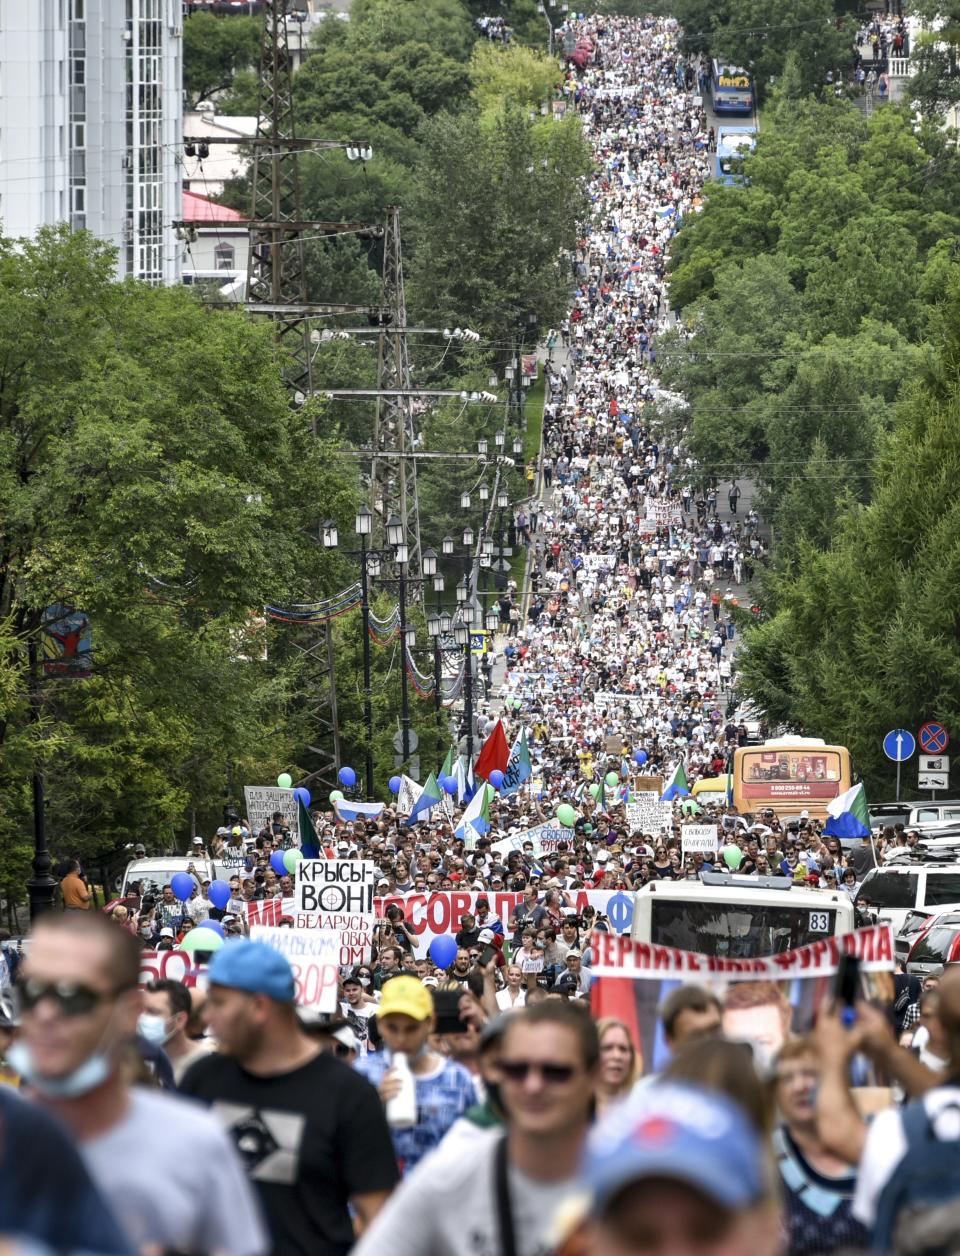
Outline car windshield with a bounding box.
[910,925,960,964]
[856,872,917,909]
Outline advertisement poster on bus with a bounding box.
[590,925,894,1074]
[737,748,843,803]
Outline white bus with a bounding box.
[631,874,856,958]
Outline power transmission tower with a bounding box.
[243,0,355,794]
[369,207,424,581]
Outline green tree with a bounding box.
[711,0,850,101]
[183,11,260,107]
[0,228,362,891]
[406,104,591,340]
[737,274,960,796]
[909,1,960,119]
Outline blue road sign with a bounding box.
[919,721,949,755]
[883,729,916,762]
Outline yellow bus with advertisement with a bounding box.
[732,737,852,821]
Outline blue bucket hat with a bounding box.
[208,939,296,1003]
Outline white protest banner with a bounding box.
[681,824,719,855]
[491,821,574,858]
[592,923,894,980]
[626,792,665,834]
[296,859,376,915]
[591,925,894,1075]
[250,926,340,1012]
[582,553,617,573]
[245,898,375,963]
[372,889,636,959]
[243,786,300,845]
[139,949,204,989]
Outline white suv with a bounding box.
[855,864,960,934]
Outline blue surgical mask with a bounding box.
[137,1013,171,1046]
[7,1041,111,1099]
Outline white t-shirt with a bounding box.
[352,1128,576,1256]
[496,987,527,1012]
[853,1086,960,1225]
[82,1086,268,1254]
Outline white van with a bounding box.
[631,874,855,958]
[119,857,216,899]
[907,802,960,831]
[855,863,960,934]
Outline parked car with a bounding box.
[855,863,960,934]
[895,909,941,966]
[869,802,913,830]
[906,910,960,977]
[907,802,960,831]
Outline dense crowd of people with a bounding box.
[3,13,958,1256]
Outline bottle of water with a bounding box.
[386,1052,417,1129]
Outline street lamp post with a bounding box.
[26,632,56,920]
[355,506,375,799]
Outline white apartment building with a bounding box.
[0,0,183,284]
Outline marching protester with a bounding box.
[180,939,399,1254]
[15,912,267,1255]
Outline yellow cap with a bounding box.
[378,975,434,1022]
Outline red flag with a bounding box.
[474,718,510,780]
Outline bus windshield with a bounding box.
[650,900,837,957]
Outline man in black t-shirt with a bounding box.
[181,940,398,1256]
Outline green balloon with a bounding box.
[283,848,303,874]
[681,799,702,816]
[330,789,344,803]
[723,845,743,871]
[589,783,601,799]
[605,772,619,788]
[556,804,576,828]
[583,823,593,835]
[277,772,293,789]
[180,929,224,955]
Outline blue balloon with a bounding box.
[208,879,231,910]
[338,766,357,789]
[293,786,311,807]
[196,919,225,939]
[442,775,457,795]
[634,750,648,766]
[388,775,402,794]
[489,769,505,790]
[171,872,195,902]
[270,851,287,876]
[429,935,458,969]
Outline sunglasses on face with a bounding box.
[499,1060,576,1084]
[17,977,121,1017]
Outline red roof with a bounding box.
[183,190,246,223]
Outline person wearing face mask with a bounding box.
[14,910,268,1256]
[141,978,212,1084]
